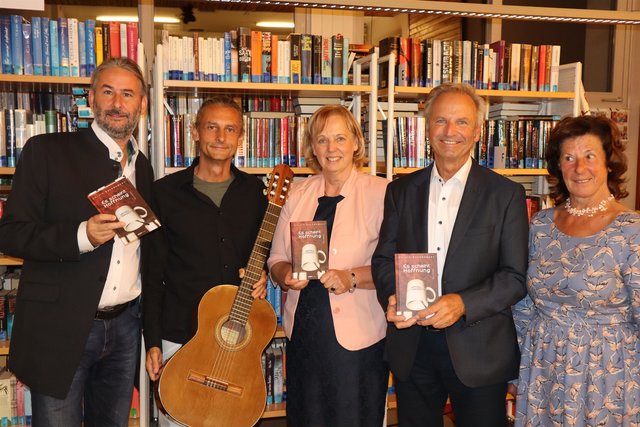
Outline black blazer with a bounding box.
[0,129,154,399]
[372,162,528,388]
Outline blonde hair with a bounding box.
[303,105,366,172]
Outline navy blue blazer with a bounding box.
[372,161,528,387]
[0,129,154,399]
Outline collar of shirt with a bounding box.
[430,156,473,188]
[91,121,139,172]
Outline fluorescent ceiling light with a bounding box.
[96,16,181,24]
[206,0,640,25]
[256,21,295,28]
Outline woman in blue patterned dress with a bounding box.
[513,115,640,427]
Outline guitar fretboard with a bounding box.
[229,201,282,325]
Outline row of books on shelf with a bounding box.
[1,15,138,76]
[160,29,355,85]
[0,106,90,168]
[374,113,558,170]
[0,370,32,426]
[164,113,309,169]
[477,116,559,169]
[379,36,561,92]
[263,339,286,405]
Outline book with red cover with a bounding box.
[290,220,328,280]
[87,176,161,245]
[394,253,439,318]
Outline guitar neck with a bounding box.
[229,201,282,325]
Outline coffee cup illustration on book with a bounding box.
[405,279,438,310]
[300,243,327,273]
[115,205,148,232]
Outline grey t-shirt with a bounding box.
[193,173,235,206]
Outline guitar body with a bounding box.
[159,285,277,427]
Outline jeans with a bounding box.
[32,301,141,427]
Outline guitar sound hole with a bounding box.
[219,319,247,347]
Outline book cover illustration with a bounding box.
[87,176,161,245]
[290,220,328,280]
[395,253,439,318]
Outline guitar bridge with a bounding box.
[187,370,244,396]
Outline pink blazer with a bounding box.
[268,168,388,350]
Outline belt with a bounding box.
[95,299,136,320]
[423,325,444,333]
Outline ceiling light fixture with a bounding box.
[256,21,296,28]
[96,16,181,24]
[206,0,640,25]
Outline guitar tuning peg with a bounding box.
[282,185,288,193]
[262,176,269,186]
[263,189,268,196]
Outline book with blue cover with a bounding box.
[0,16,11,74]
[49,18,59,76]
[41,17,50,75]
[31,17,43,75]
[10,15,24,75]
[57,18,70,76]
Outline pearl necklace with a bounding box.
[565,194,614,217]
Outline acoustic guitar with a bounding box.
[158,164,294,427]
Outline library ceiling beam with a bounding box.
[208,0,640,25]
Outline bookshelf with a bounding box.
[376,50,581,180]
[151,43,379,179]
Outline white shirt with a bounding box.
[76,122,142,308]
[428,157,472,295]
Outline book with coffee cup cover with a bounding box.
[87,176,161,245]
[395,253,439,318]
[290,220,328,280]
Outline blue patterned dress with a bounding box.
[513,209,640,427]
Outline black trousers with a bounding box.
[395,329,507,427]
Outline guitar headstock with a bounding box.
[263,164,294,206]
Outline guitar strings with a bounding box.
[209,201,282,398]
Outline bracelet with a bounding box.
[348,271,357,293]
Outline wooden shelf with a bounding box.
[0,168,15,175]
[163,80,372,97]
[393,167,548,176]
[0,256,22,266]
[262,402,287,418]
[381,86,575,102]
[0,75,91,85]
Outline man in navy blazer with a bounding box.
[372,83,528,427]
[0,58,153,426]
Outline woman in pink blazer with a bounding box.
[268,105,389,427]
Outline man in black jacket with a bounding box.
[0,57,153,426]
[143,97,268,425]
[372,83,528,427]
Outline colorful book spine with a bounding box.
[22,21,33,75]
[270,34,278,83]
[108,21,120,58]
[250,30,262,83]
[321,36,332,84]
[119,22,127,59]
[94,23,103,67]
[342,36,349,85]
[67,18,79,77]
[223,32,231,82]
[261,31,271,83]
[300,34,312,84]
[41,17,51,76]
[85,19,96,75]
[312,35,322,84]
[78,20,87,77]
[331,34,343,85]
[31,17,43,75]
[10,15,24,75]
[1,16,11,74]
[49,19,60,76]
[126,22,138,62]
[238,27,251,83]
[58,18,70,76]
[288,33,301,84]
